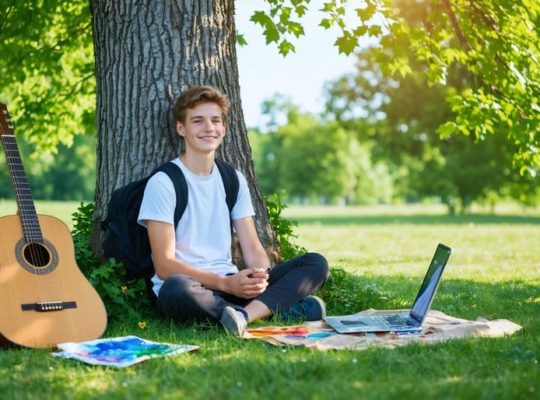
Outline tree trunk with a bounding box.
[90,0,279,266]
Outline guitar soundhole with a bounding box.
[23,243,51,267]
[16,239,59,275]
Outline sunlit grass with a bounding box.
[0,202,538,399]
[0,199,81,228]
[292,224,540,282]
[284,204,540,284]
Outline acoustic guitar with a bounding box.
[0,103,107,348]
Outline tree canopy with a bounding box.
[0,1,94,156]
[251,0,540,174]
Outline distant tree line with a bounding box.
[250,47,540,214]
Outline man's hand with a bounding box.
[224,268,269,299]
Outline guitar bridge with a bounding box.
[21,301,77,312]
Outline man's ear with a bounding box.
[176,121,185,137]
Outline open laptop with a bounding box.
[324,243,452,334]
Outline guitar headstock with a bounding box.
[0,102,15,136]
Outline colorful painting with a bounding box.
[245,324,337,339]
[52,336,199,367]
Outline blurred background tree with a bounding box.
[322,47,539,213]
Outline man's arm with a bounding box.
[146,219,267,298]
[233,216,271,269]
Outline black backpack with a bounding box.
[101,160,239,281]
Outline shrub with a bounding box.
[264,192,306,261]
[71,202,151,322]
[317,268,392,315]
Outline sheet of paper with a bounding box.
[52,335,199,367]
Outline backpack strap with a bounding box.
[154,162,188,228]
[215,160,240,233]
[215,159,239,213]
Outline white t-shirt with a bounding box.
[137,158,255,295]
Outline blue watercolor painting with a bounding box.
[53,336,199,367]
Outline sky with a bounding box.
[235,0,358,129]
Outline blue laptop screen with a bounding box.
[410,244,452,322]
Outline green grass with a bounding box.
[0,199,82,228]
[1,203,539,399]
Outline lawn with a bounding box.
[0,200,83,228]
[0,202,538,399]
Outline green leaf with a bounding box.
[250,10,269,26]
[319,18,333,29]
[236,32,248,46]
[279,40,296,56]
[322,2,336,13]
[353,25,368,37]
[437,122,457,138]
[334,32,358,55]
[367,25,382,37]
[279,7,292,25]
[251,11,280,44]
[356,3,376,22]
[287,21,305,38]
[295,5,307,17]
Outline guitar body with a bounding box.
[0,214,107,348]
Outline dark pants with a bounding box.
[156,252,329,323]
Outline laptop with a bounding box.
[324,243,452,334]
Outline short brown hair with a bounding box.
[173,85,230,124]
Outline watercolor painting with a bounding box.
[53,336,199,368]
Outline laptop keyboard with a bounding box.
[383,314,412,326]
[341,314,415,327]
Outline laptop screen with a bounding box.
[410,244,452,323]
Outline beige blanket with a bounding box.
[243,310,522,351]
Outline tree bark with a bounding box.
[90,0,279,266]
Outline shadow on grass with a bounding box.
[294,213,540,226]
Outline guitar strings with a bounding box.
[0,116,43,274]
[2,136,48,308]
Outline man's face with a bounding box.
[177,102,226,155]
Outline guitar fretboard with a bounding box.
[1,134,44,243]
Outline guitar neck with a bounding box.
[1,134,43,243]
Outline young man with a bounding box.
[138,85,329,336]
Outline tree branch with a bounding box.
[469,0,499,31]
[0,1,17,38]
[58,73,95,100]
[442,0,471,50]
